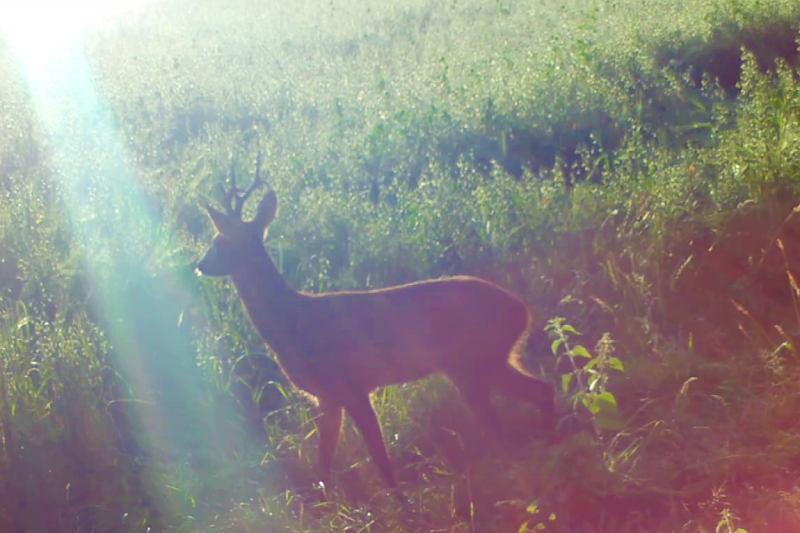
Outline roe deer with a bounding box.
[196,154,556,491]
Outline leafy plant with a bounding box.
[546,317,625,432]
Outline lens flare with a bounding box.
[2,0,229,524]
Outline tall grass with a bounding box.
[2,0,800,530]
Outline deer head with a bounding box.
[197,152,278,277]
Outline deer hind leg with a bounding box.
[341,391,397,489]
[490,363,556,432]
[447,370,506,440]
[317,396,344,492]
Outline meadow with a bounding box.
[2,0,800,531]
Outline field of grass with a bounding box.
[2,0,800,531]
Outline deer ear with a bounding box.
[206,204,238,236]
[253,190,278,233]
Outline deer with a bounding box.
[196,153,556,494]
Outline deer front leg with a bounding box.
[342,392,397,489]
[317,395,344,494]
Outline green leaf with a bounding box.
[608,357,625,372]
[526,503,539,515]
[562,324,580,335]
[551,339,563,356]
[544,318,561,332]
[581,395,600,414]
[596,392,618,414]
[561,373,573,393]
[571,345,592,358]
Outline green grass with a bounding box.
[2,0,800,531]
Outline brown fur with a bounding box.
[197,186,555,491]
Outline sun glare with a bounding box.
[1,0,154,65]
[1,0,214,521]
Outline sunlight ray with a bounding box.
[1,1,231,523]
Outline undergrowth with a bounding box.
[2,0,800,531]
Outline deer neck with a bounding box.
[228,243,301,350]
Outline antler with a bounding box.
[224,151,266,219]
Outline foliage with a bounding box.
[1,0,800,531]
[546,318,625,433]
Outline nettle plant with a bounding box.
[546,317,625,432]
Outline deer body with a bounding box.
[234,265,529,395]
[197,157,555,491]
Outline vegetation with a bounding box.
[1,0,800,530]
